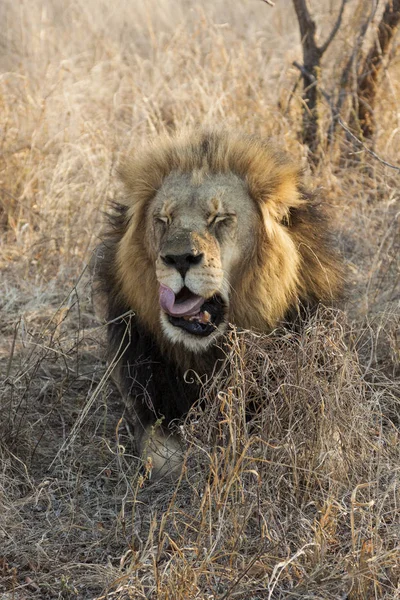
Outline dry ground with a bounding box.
[0,1,399,598]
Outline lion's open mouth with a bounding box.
[159,284,225,337]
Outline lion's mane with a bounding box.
[94,129,343,437]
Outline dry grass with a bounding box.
[0,0,399,598]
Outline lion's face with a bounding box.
[148,172,257,350]
[112,130,342,361]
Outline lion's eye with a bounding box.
[154,215,170,226]
[208,213,236,227]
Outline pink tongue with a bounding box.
[159,284,205,317]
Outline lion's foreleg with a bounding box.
[138,423,183,480]
[112,362,184,480]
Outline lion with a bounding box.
[93,129,343,478]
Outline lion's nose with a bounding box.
[161,252,204,278]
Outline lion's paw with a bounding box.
[141,426,183,481]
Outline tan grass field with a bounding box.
[0,0,399,598]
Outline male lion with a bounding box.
[94,129,343,478]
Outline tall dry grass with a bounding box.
[0,0,399,598]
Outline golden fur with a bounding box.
[114,130,342,359]
[95,128,343,477]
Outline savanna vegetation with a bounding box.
[0,1,399,598]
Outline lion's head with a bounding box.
[102,130,342,355]
[125,170,260,351]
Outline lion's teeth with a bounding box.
[200,311,211,324]
[182,311,211,324]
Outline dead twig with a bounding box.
[292,61,400,172]
[337,118,400,172]
[319,0,348,55]
[355,0,400,139]
[292,0,348,157]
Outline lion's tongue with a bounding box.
[159,284,204,317]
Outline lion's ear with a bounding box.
[274,173,303,216]
[260,169,305,225]
[245,148,305,223]
[116,136,175,209]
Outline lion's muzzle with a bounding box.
[161,251,204,278]
[159,284,225,336]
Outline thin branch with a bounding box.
[329,2,379,142]
[319,0,348,54]
[284,73,301,114]
[260,0,275,6]
[337,118,400,172]
[293,0,347,56]
[292,61,400,172]
[292,61,331,102]
[292,0,318,51]
[356,0,400,138]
